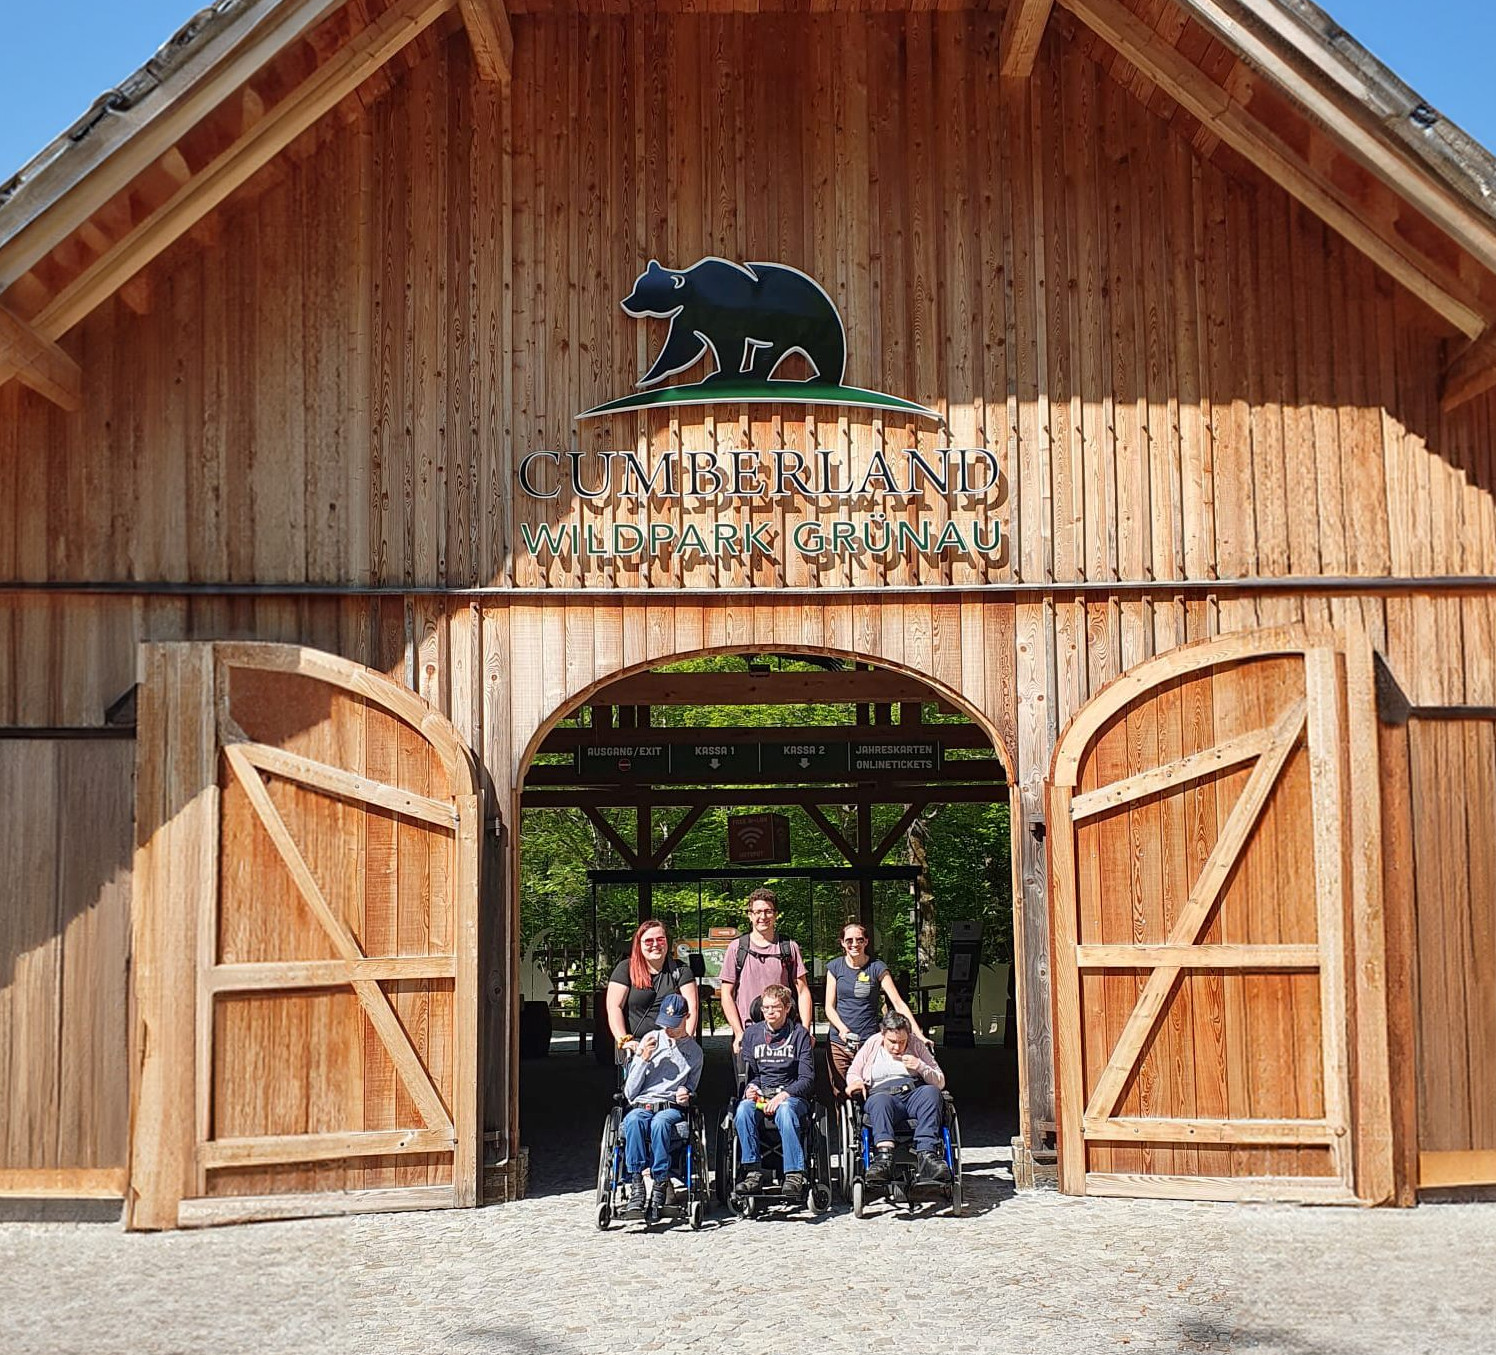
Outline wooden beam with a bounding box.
[457,0,513,86]
[25,0,456,341]
[595,670,936,708]
[647,804,707,867]
[1075,943,1320,969]
[1419,1150,1496,1189]
[199,1127,452,1168]
[1084,1173,1359,1204]
[1000,0,1055,79]
[523,756,1007,788]
[206,957,457,992]
[540,722,994,752]
[523,783,1006,810]
[234,741,459,828]
[0,1167,127,1199]
[1069,725,1276,820]
[1441,326,1496,412]
[1084,1116,1339,1144]
[1060,0,1488,338]
[802,803,861,864]
[0,0,351,287]
[0,302,81,410]
[580,804,641,866]
[177,1184,453,1228]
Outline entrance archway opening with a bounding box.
[511,649,1019,1211]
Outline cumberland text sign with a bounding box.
[517,256,1007,569]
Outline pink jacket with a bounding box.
[845,1031,946,1092]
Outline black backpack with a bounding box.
[725,934,799,1024]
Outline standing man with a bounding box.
[718,887,814,1051]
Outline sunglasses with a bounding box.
[642,937,669,947]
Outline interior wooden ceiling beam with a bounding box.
[538,723,993,753]
[458,0,513,87]
[1440,327,1496,413]
[1000,0,1056,79]
[13,0,457,344]
[0,302,81,410]
[1059,0,1489,339]
[593,670,938,707]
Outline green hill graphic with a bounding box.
[576,379,943,423]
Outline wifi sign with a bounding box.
[727,813,791,864]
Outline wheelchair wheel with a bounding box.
[836,1099,858,1202]
[596,1201,612,1230]
[595,1111,618,1209]
[812,1105,832,1206]
[851,1179,866,1219]
[948,1105,964,1218]
[690,1199,704,1231]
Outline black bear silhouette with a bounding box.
[621,258,848,390]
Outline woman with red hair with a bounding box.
[605,918,700,1055]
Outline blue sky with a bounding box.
[0,1,1493,180]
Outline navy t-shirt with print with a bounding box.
[609,956,692,1038]
[826,956,889,1044]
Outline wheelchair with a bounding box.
[713,1076,834,1218]
[595,1088,711,1231]
[844,1084,963,1218]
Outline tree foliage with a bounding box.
[519,655,1012,992]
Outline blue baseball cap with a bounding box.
[657,994,688,1028]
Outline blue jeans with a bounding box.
[734,1095,809,1174]
[621,1105,685,1181]
[865,1082,944,1154]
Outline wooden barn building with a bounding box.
[1,0,1494,1228]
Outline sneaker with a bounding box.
[738,1167,763,1194]
[626,1178,646,1213]
[781,1171,808,1202]
[865,1149,895,1185]
[917,1150,953,1185]
[645,1186,664,1224]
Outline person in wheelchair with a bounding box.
[620,993,703,1223]
[845,1011,953,1186]
[733,983,815,1202]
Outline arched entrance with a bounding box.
[509,642,1022,1202]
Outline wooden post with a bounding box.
[126,644,219,1230]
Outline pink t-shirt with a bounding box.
[719,935,807,1025]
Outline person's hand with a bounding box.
[638,1032,659,1060]
[767,1091,789,1113]
[846,1078,866,1097]
[675,1086,690,1105]
[731,1030,743,1054]
[900,1053,923,1073]
[745,1083,762,1103]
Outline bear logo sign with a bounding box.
[576,257,941,423]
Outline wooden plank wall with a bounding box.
[0,739,132,1185]
[3,12,1496,1150]
[1405,717,1496,1186]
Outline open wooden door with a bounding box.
[1047,628,1392,1204]
[127,643,482,1229]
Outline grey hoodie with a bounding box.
[622,1028,704,1106]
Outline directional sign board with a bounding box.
[576,743,671,780]
[574,739,941,782]
[670,741,760,783]
[850,741,941,775]
[758,741,850,781]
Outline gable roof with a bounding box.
[3,0,1496,409]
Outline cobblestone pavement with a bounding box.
[3,1045,1492,1355]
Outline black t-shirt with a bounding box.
[826,956,889,1045]
[609,956,693,1038]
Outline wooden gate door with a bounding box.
[128,643,482,1229]
[1047,628,1392,1204]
